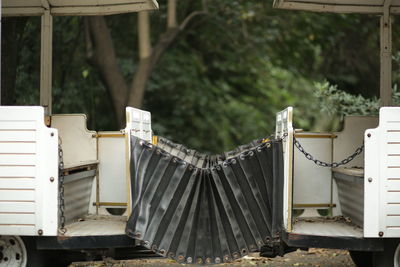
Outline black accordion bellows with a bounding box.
[126,136,284,265]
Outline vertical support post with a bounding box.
[380,3,392,107]
[40,10,53,115]
[138,11,151,59]
[167,0,177,29]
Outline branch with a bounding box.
[179,11,208,30]
[127,4,208,108]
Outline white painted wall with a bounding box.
[365,107,400,237]
[0,106,58,236]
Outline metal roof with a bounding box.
[2,0,159,16]
[273,0,400,14]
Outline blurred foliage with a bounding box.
[7,0,400,152]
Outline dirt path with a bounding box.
[70,248,355,267]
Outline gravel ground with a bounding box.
[69,248,355,267]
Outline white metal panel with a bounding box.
[0,214,35,224]
[0,166,36,177]
[0,178,35,189]
[0,226,35,235]
[334,116,378,168]
[0,121,36,129]
[388,155,400,166]
[293,136,332,205]
[126,107,152,142]
[386,203,400,214]
[0,190,35,201]
[52,114,97,167]
[98,132,127,205]
[0,106,59,236]
[0,202,35,213]
[364,107,400,237]
[0,130,35,141]
[275,107,294,232]
[125,107,153,215]
[364,124,380,237]
[0,143,36,154]
[35,120,59,236]
[0,154,36,165]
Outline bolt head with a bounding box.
[50,132,54,137]
[50,177,55,182]
[38,229,43,235]
[368,178,373,183]
[379,231,384,237]
[367,133,371,138]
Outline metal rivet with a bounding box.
[379,231,384,237]
[367,133,371,138]
[368,178,373,183]
[50,132,54,137]
[38,229,43,235]
[50,177,54,182]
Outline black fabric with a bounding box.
[126,136,284,265]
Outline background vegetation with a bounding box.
[2,0,400,152]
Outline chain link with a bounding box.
[293,137,364,168]
[58,139,66,234]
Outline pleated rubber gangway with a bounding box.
[126,136,284,264]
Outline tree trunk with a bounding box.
[87,1,206,121]
[86,16,128,126]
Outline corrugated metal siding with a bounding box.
[126,136,283,264]
[63,169,96,223]
[333,172,364,227]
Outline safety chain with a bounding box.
[294,137,364,168]
[58,139,67,234]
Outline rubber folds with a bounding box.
[126,136,284,265]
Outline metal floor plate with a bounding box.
[293,217,363,238]
[64,215,127,237]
